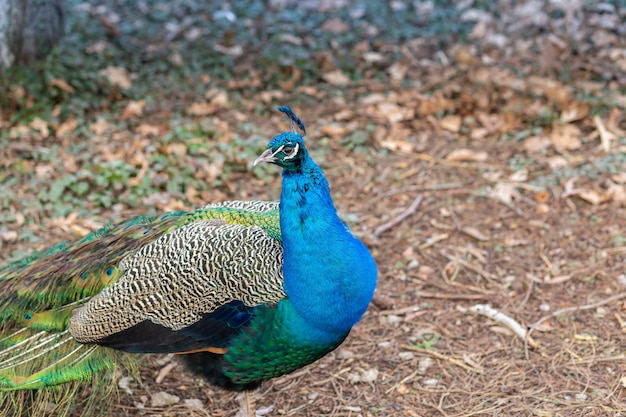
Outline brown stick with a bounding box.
[528,291,626,336]
[374,194,423,237]
[416,291,489,300]
[400,344,483,374]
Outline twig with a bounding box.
[374,194,423,237]
[470,304,540,349]
[415,291,489,300]
[375,182,468,201]
[442,253,497,281]
[528,292,626,337]
[379,305,421,315]
[400,344,483,374]
[155,362,177,384]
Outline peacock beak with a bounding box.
[253,148,277,166]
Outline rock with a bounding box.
[184,398,203,409]
[150,391,180,407]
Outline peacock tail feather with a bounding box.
[0,202,281,393]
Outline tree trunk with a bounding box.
[0,0,65,69]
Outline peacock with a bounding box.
[0,107,378,416]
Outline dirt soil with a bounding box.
[1,1,625,416]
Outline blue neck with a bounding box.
[279,157,377,344]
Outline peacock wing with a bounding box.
[69,218,286,354]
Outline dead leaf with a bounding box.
[166,143,187,158]
[523,136,551,153]
[48,78,75,94]
[29,117,49,138]
[550,123,581,151]
[546,155,568,170]
[377,102,414,123]
[122,100,145,119]
[445,148,488,162]
[136,124,161,137]
[380,139,414,153]
[611,173,626,184]
[439,115,462,133]
[489,182,520,205]
[388,62,408,84]
[89,119,114,135]
[186,102,216,116]
[321,124,350,137]
[529,77,572,107]
[560,102,589,123]
[98,66,132,89]
[258,90,284,104]
[607,182,626,204]
[320,17,349,33]
[571,189,614,205]
[322,70,350,86]
[56,117,78,137]
[418,92,456,116]
[208,90,229,107]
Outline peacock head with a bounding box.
[254,106,309,171]
[254,132,308,171]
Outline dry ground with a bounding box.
[1,1,625,416]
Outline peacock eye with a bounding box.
[283,146,294,155]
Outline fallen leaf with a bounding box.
[320,17,349,33]
[321,124,350,137]
[607,182,626,204]
[322,70,350,85]
[186,102,216,116]
[258,90,284,104]
[136,124,161,137]
[48,78,75,93]
[56,117,78,136]
[208,90,229,108]
[29,117,50,138]
[122,100,145,119]
[560,102,589,123]
[445,148,488,162]
[98,66,132,89]
[388,62,408,84]
[439,115,462,133]
[550,123,581,151]
[524,136,551,153]
[611,172,626,185]
[89,119,114,135]
[572,189,614,205]
[380,139,414,153]
[377,102,414,123]
[166,143,187,158]
[546,155,568,170]
[489,182,520,205]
